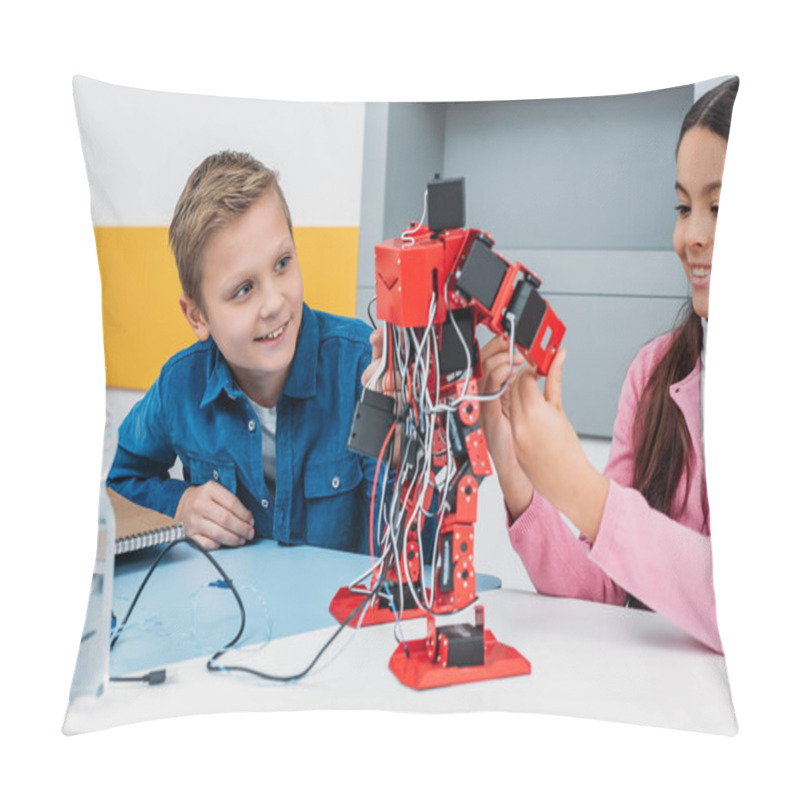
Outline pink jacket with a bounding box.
[508,332,724,653]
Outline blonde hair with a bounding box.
[169,151,293,307]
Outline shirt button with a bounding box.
[331,476,340,489]
[261,498,270,509]
[248,419,257,432]
[212,470,220,481]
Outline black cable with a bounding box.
[110,538,245,652]
[111,536,383,686]
[206,582,380,682]
[109,539,245,686]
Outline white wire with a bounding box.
[400,414,438,611]
[401,190,429,245]
[367,296,519,621]
[428,313,518,412]
[460,313,518,404]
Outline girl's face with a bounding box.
[673,125,728,319]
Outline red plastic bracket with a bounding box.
[388,628,531,690]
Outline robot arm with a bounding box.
[373,176,565,381]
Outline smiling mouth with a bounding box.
[691,265,711,279]
[255,322,288,342]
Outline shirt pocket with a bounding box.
[184,452,238,495]
[302,454,364,550]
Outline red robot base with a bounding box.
[389,606,531,690]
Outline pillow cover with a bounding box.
[64,75,737,736]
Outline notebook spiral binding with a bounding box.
[115,524,186,555]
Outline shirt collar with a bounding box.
[201,343,241,408]
[200,303,319,408]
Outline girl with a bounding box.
[480,77,739,653]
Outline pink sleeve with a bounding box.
[508,493,628,605]
[507,335,723,654]
[590,482,722,653]
[505,341,650,608]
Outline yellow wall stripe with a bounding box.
[95,226,360,391]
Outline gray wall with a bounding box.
[358,85,695,437]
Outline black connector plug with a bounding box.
[110,668,167,685]
[145,669,167,685]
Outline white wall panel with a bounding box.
[73,76,365,227]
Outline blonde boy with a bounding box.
[108,151,380,552]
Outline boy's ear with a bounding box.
[180,294,211,341]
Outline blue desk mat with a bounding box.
[110,538,501,675]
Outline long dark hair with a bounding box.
[676,76,739,154]
[632,77,738,516]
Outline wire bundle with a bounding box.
[356,245,518,635]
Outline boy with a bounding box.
[108,151,380,553]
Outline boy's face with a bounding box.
[180,190,303,407]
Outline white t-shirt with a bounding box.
[250,399,277,492]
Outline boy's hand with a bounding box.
[361,327,392,391]
[361,327,401,466]
[175,482,255,550]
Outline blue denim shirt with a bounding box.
[108,305,380,554]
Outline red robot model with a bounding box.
[329,177,565,689]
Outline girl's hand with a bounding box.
[477,335,533,520]
[509,349,609,540]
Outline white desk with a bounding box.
[64,573,736,735]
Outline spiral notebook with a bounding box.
[107,488,185,554]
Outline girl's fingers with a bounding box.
[543,349,567,410]
[510,364,541,422]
